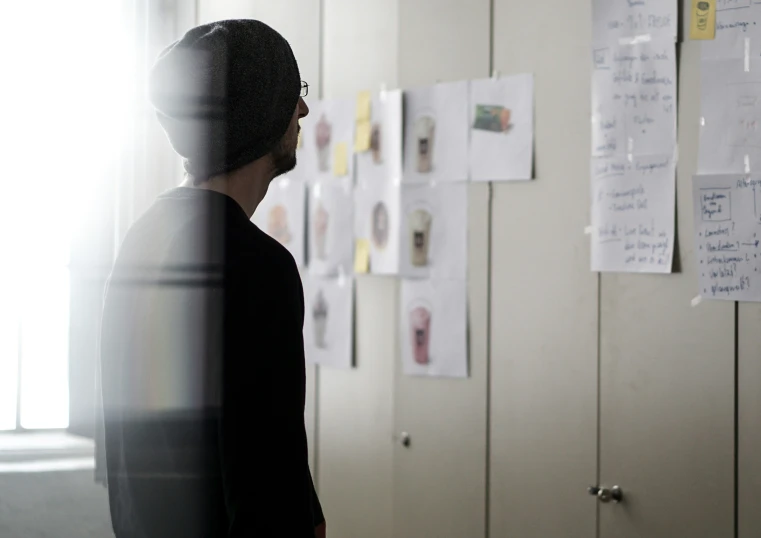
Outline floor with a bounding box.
[0,432,114,538]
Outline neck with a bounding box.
[184,158,276,219]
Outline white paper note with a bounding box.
[399,182,468,280]
[308,177,354,276]
[468,74,534,181]
[303,274,354,368]
[591,154,676,273]
[702,1,761,61]
[355,89,403,184]
[400,278,468,379]
[591,39,677,158]
[699,58,761,174]
[693,174,761,301]
[354,178,401,275]
[592,0,678,45]
[251,177,306,267]
[403,81,469,183]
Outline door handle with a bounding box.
[399,431,411,448]
[588,485,623,503]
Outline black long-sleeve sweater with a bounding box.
[99,186,323,537]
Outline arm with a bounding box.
[220,260,314,537]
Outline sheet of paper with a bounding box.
[308,177,354,276]
[468,74,534,181]
[356,89,404,184]
[356,90,372,122]
[690,0,716,40]
[693,174,761,301]
[251,176,306,267]
[702,1,761,61]
[292,98,354,184]
[699,58,761,174]
[399,182,468,280]
[354,239,370,273]
[592,0,678,45]
[403,81,469,183]
[304,274,354,368]
[591,154,676,273]
[400,278,468,379]
[354,178,401,275]
[591,39,677,158]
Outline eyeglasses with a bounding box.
[300,81,309,98]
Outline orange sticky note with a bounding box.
[354,120,372,152]
[332,142,348,176]
[690,0,715,40]
[356,91,372,122]
[354,239,370,273]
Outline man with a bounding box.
[99,20,325,537]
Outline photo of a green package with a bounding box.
[473,104,511,133]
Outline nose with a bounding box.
[299,97,309,119]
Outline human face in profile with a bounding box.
[272,96,309,177]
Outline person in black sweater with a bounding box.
[99,20,325,537]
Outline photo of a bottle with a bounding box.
[409,208,432,267]
[313,290,328,349]
[267,204,291,245]
[372,201,389,250]
[415,115,435,173]
[315,114,332,172]
[370,123,382,164]
[410,305,431,365]
[314,202,330,260]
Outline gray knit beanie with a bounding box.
[148,20,301,180]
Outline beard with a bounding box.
[271,129,298,178]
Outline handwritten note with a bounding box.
[690,0,716,40]
[592,0,678,45]
[591,154,675,273]
[592,40,677,157]
[699,58,761,174]
[702,0,761,60]
[693,174,761,301]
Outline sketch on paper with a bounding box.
[313,202,330,260]
[312,289,329,349]
[414,114,436,173]
[370,123,382,164]
[371,201,389,250]
[473,105,512,133]
[408,207,433,267]
[267,205,291,245]
[315,114,332,172]
[409,301,432,365]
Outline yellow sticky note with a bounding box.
[333,142,348,176]
[690,0,715,40]
[354,120,372,152]
[354,239,370,273]
[356,91,372,122]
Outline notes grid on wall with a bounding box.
[589,0,678,273]
[693,0,761,301]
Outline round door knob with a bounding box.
[591,485,623,503]
[400,432,411,448]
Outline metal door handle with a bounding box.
[400,432,411,448]
[588,485,623,503]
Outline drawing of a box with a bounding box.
[700,188,731,222]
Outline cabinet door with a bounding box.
[598,43,734,538]
[489,0,599,535]
[392,2,490,537]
